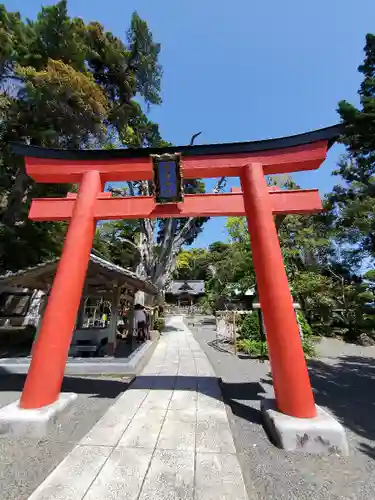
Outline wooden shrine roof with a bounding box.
[0,253,158,296]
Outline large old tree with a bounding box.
[102,175,218,289]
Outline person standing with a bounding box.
[133,304,147,342]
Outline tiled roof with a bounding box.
[0,253,158,295]
[0,258,57,281]
[166,281,205,295]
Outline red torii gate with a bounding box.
[13,125,340,419]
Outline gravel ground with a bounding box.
[189,316,375,500]
[0,374,132,500]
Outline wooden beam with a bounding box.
[25,140,329,183]
[29,189,322,222]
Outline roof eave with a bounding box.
[0,254,159,295]
[11,124,342,161]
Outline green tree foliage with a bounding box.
[18,59,108,145]
[2,2,375,344]
[93,220,140,270]
[329,33,375,261]
[238,312,260,339]
[167,34,375,343]
[174,248,209,281]
[0,1,214,288]
[173,239,255,310]
[0,1,163,273]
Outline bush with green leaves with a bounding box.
[153,317,165,332]
[296,310,313,337]
[301,338,317,357]
[236,311,316,358]
[238,312,261,339]
[237,338,268,358]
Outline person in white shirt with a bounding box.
[134,304,147,342]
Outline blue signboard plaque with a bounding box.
[151,153,184,204]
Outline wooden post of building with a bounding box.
[107,284,121,356]
[76,286,88,329]
[31,288,50,356]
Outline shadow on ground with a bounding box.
[259,355,375,459]
[0,369,129,399]
[309,356,375,453]
[132,374,264,425]
[220,380,265,425]
[0,370,258,413]
[207,339,233,355]
[161,325,180,333]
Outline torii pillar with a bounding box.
[20,170,101,409]
[241,164,315,417]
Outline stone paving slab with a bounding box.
[157,416,196,451]
[196,416,236,454]
[28,316,249,500]
[139,449,195,500]
[0,375,133,500]
[118,409,165,449]
[84,448,153,500]
[28,445,112,500]
[195,452,249,500]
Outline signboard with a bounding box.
[151,153,183,204]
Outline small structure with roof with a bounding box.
[0,253,158,358]
[165,280,205,306]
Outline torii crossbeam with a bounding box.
[13,125,340,420]
[29,188,322,221]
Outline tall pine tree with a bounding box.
[329,34,375,263]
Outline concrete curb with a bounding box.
[0,341,155,376]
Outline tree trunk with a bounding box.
[133,190,288,292]
[1,168,30,227]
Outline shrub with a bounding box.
[238,312,260,339]
[237,338,268,357]
[296,311,313,337]
[301,338,317,357]
[154,317,165,332]
[236,311,317,358]
[198,296,213,314]
[237,336,316,359]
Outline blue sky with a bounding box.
[6,0,375,246]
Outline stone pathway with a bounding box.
[28,316,248,500]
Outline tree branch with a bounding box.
[212,176,227,193]
[127,181,135,196]
[275,214,286,232]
